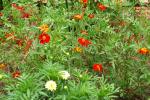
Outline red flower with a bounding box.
[21,12,30,19]
[82,0,88,4]
[78,37,91,47]
[12,3,24,12]
[93,64,103,72]
[16,39,23,46]
[12,71,21,78]
[24,39,32,54]
[97,3,107,11]
[16,6,24,12]
[39,33,50,44]
[88,14,94,19]
[138,48,149,55]
[5,33,16,40]
[0,12,3,17]
[0,38,3,41]
[12,3,17,8]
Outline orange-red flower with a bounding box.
[12,3,17,8]
[97,3,107,11]
[5,33,16,40]
[0,63,6,69]
[0,38,3,42]
[24,39,32,54]
[0,38,5,44]
[79,0,88,4]
[73,14,83,20]
[16,39,23,46]
[16,6,24,12]
[78,37,91,47]
[138,48,149,55]
[88,14,94,19]
[39,33,50,44]
[93,64,103,72]
[0,12,3,17]
[82,0,88,4]
[12,71,21,78]
[12,3,24,12]
[21,12,30,19]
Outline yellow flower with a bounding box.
[0,74,3,79]
[64,86,68,89]
[79,75,83,78]
[138,48,149,55]
[66,52,70,56]
[59,71,70,80]
[74,47,82,53]
[73,14,83,20]
[45,80,57,91]
[0,63,6,69]
[38,24,49,32]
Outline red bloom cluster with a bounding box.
[12,71,21,78]
[78,37,91,47]
[88,14,94,19]
[12,3,30,19]
[5,32,16,40]
[12,3,24,11]
[138,48,149,55]
[4,32,25,47]
[39,33,50,44]
[24,39,32,54]
[93,64,103,72]
[21,12,30,18]
[82,0,88,4]
[16,39,23,46]
[0,12,3,17]
[97,3,107,11]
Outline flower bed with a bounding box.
[0,0,150,100]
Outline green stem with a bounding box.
[65,0,68,9]
[0,0,3,11]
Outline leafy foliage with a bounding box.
[0,0,150,100]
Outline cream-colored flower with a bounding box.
[45,80,57,91]
[59,71,70,80]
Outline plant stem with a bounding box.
[0,0,3,11]
[65,0,68,9]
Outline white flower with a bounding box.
[59,71,70,80]
[45,80,57,91]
